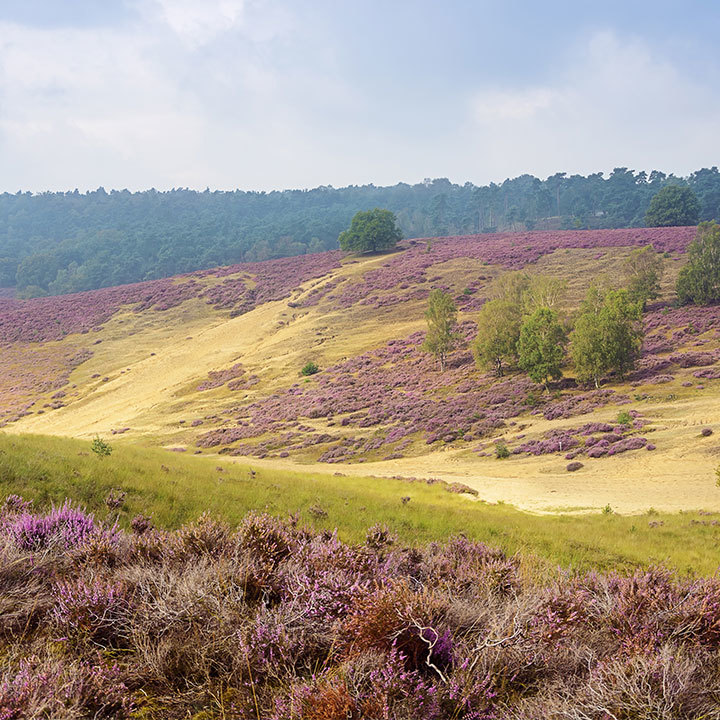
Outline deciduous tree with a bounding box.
[517,307,567,389]
[677,221,720,305]
[338,208,402,254]
[623,245,664,309]
[645,185,700,227]
[472,298,521,376]
[422,289,458,371]
[571,287,642,387]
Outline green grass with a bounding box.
[1,432,719,575]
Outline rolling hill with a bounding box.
[2,225,720,514]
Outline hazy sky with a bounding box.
[1,0,719,191]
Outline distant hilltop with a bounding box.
[1,166,719,297]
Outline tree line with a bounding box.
[423,222,720,387]
[3,166,720,297]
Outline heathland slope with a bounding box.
[3,226,720,513]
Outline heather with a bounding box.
[0,250,343,344]
[1,433,719,576]
[335,227,694,311]
[197,327,552,460]
[0,227,693,345]
[195,324,645,461]
[2,170,714,297]
[1,494,720,719]
[0,343,91,427]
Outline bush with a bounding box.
[495,441,510,459]
[566,461,584,472]
[616,410,633,426]
[90,436,112,458]
[301,361,319,376]
[701,427,713,437]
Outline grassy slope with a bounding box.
[7,243,720,514]
[1,432,719,575]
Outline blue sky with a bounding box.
[0,0,718,191]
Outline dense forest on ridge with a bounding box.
[3,166,720,297]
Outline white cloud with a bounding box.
[0,13,718,192]
[473,88,559,122]
[0,1,307,190]
[152,0,245,47]
[464,30,720,180]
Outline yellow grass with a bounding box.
[8,247,720,515]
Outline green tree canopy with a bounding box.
[338,208,402,253]
[472,298,522,376]
[421,289,458,371]
[676,221,720,305]
[570,287,643,388]
[623,245,664,309]
[517,307,567,388]
[645,185,700,227]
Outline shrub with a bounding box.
[300,361,319,376]
[52,579,130,645]
[6,501,102,551]
[130,514,153,535]
[566,461,584,472]
[90,435,112,458]
[495,441,510,459]
[701,427,713,437]
[616,410,633,426]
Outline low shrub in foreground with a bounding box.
[1,495,719,718]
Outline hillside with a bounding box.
[3,225,720,514]
[3,167,720,297]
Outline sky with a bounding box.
[0,0,719,192]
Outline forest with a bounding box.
[2,166,720,297]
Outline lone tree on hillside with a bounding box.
[472,298,522,376]
[623,245,664,309]
[645,185,700,227]
[422,289,458,371]
[517,307,567,389]
[677,221,720,305]
[571,287,643,388]
[338,208,402,253]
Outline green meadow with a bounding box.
[2,432,718,576]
